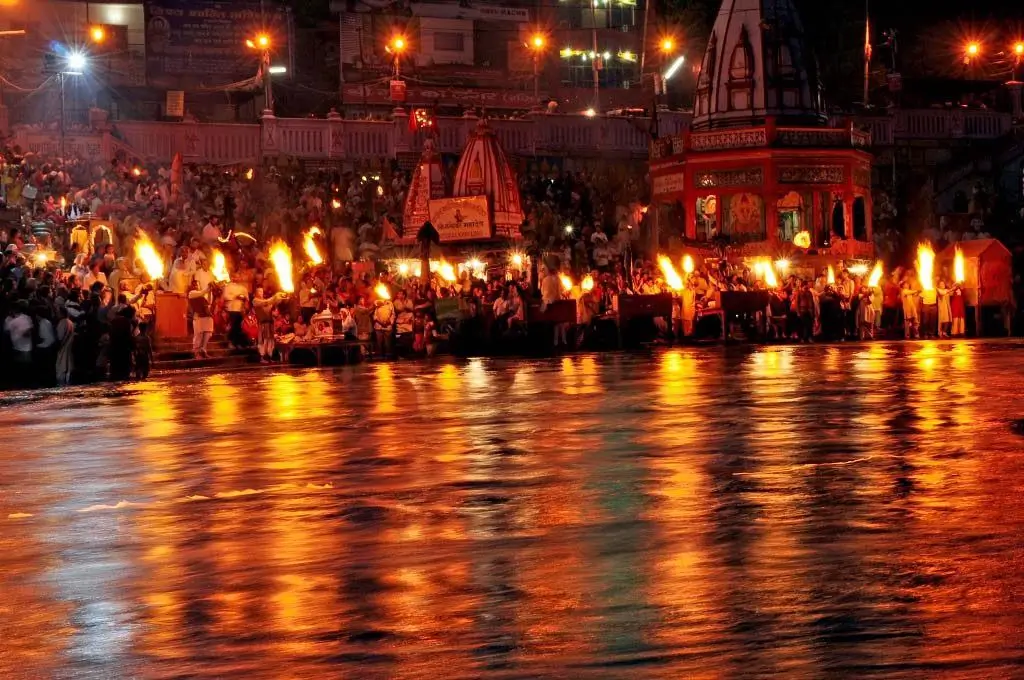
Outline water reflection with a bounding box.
[2,342,1024,677]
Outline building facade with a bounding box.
[333,0,653,114]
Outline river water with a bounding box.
[3,341,1024,679]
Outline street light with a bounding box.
[656,35,676,98]
[388,35,407,78]
[66,51,87,74]
[964,40,980,67]
[1013,42,1024,81]
[60,51,87,158]
[528,33,545,107]
[246,32,273,112]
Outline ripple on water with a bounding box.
[1,342,1024,678]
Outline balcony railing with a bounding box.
[10,107,1013,167]
[842,108,1013,145]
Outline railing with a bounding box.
[848,108,1012,145]
[12,107,1012,166]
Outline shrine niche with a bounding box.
[725,193,764,241]
[696,195,719,241]
[776,191,806,243]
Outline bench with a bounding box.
[289,339,371,366]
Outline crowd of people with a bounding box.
[0,137,1020,390]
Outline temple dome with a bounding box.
[692,0,827,131]
[402,137,446,237]
[452,119,525,238]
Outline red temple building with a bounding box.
[650,0,875,261]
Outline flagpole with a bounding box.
[863,0,870,105]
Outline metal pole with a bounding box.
[59,72,65,159]
[639,0,650,76]
[862,0,870,105]
[533,52,539,106]
[263,49,274,112]
[591,0,599,112]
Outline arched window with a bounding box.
[853,196,867,241]
[831,198,846,239]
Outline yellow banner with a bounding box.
[428,196,491,241]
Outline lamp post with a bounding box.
[590,0,600,113]
[1013,42,1024,81]
[658,38,674,100]
[529,34,545,108]
[60,52,87,160]
[964,41,980,72]
[246,33,273,113]
[389,35,406,79]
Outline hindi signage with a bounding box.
[165,90,185,117]
[652,172,685,197]
[342,84,538,109]
[428,196,492,241]
[144,0,291,88]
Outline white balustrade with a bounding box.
[12,108,1009,166]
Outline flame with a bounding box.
[954,246,965,284]
[916,242,935,292]
[331,198,342,210]
[827,265,836,285]
[681,254,695,275]
[269,240,295,293]
[374,282,391,300]
[762,259,779,288]
[559,273,573,292]
[59,196,66,211]
[438,260,456,282]
[134,231,165,281]
[658,255,684,291]
[867,261,884,287]
[398,262,410,275]
[210,249,230,283]
[132,167,141,177]
[793,230,811,248]
[303,227,323,266]
[581,274,594,292]
[245,168,254,180]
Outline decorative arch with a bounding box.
[727,26,754,111]
[853,196,867,240]
[696,33,717,116]
[728,29,753,81]
[776,43,796,77]
[831,196,846,239]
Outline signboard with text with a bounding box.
[428,196,492,241]
[342,84,537,110]
[144,0,291,88]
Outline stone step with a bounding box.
[155,347,257,362]
[153,353,258,374]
